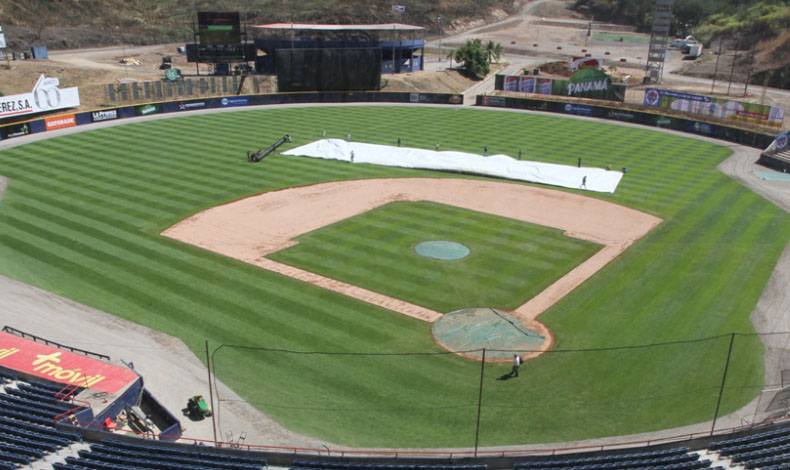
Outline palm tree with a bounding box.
[485,40,503,63]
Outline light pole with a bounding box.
[437,16,442,62]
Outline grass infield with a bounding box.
[0,106,788,447]
[268,200,601,313]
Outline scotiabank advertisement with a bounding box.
[0,75,81,120]
[45,114,76,131]
[0,332,138,394]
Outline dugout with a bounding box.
[252,23,425,76]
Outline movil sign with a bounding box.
[0,74,81,120]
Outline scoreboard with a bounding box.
[197,11,241,45]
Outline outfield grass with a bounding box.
[592,32,652,44]
[268,200,601,312]
[0,106,788,447]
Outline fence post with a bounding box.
[711,333,736,435]
[474,348,486,457]
[206,340,218,446]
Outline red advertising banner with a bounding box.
[45,114,76,131]
[0,332,138,394]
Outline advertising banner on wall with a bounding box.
[495,69,625,101]
[44,114,76,131]
[0,75,80,120]
[504,75,519,92]
[643,88,786,128]
[220,96,249,107]
[536,78,553,95]
[563,103,593,116]
[91,109,119,123]
[135,103,162,116]
[519,76,536,93]
[552,68,625,101]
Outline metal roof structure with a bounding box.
[252,23,425,32]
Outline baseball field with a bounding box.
[0,105,788,448]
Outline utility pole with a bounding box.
[710,38,724,94]
[437,16,442,62]
[726,36,741,96]
[743,40,757,97]
[121,39,128,80]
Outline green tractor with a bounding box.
[186,395,212,420]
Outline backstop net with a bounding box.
[207,333,784,450]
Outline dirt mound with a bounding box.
[383,68,478,93]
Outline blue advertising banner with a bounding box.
[562,103,593,116]
[220,96,249,107]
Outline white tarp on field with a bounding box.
[283,139,624,193]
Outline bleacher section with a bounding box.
[55,438,268,470]
[758,148,790,172]
[514,447,718,470]
[710,426,790,469]
[0,373,84,470]
[7,344,790,470]
[291,462,485,470]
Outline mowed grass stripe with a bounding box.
[1,203,411,352]
[547,175,768,350]
[2,188,426,351]
[271,201,599,312]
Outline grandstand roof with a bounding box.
[253,23,425,31]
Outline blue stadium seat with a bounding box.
[0,370,17,383]
[101,438,268,467]
[0,448,30,465]
[0,415,81,441]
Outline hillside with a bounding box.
[0,0,517,50]
[570,0,790,89]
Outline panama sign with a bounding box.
[553,68,625,101]
[496,68,625,102]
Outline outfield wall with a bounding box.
[0,91,774,150]
[476,95,776,149]
[0,91,463,142]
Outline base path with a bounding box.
[163,177,662,357]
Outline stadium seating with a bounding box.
[59,439,269,470]
[0,416,81,442]
[513,447,701,470]
[0,376,84,470]
[0,370,17,383]
[709,427,790,453]
[291,461,486,470]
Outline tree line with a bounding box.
[572,0,790,44]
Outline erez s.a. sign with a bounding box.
[0,75,81,120]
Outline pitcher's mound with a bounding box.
[432,308,547,361]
